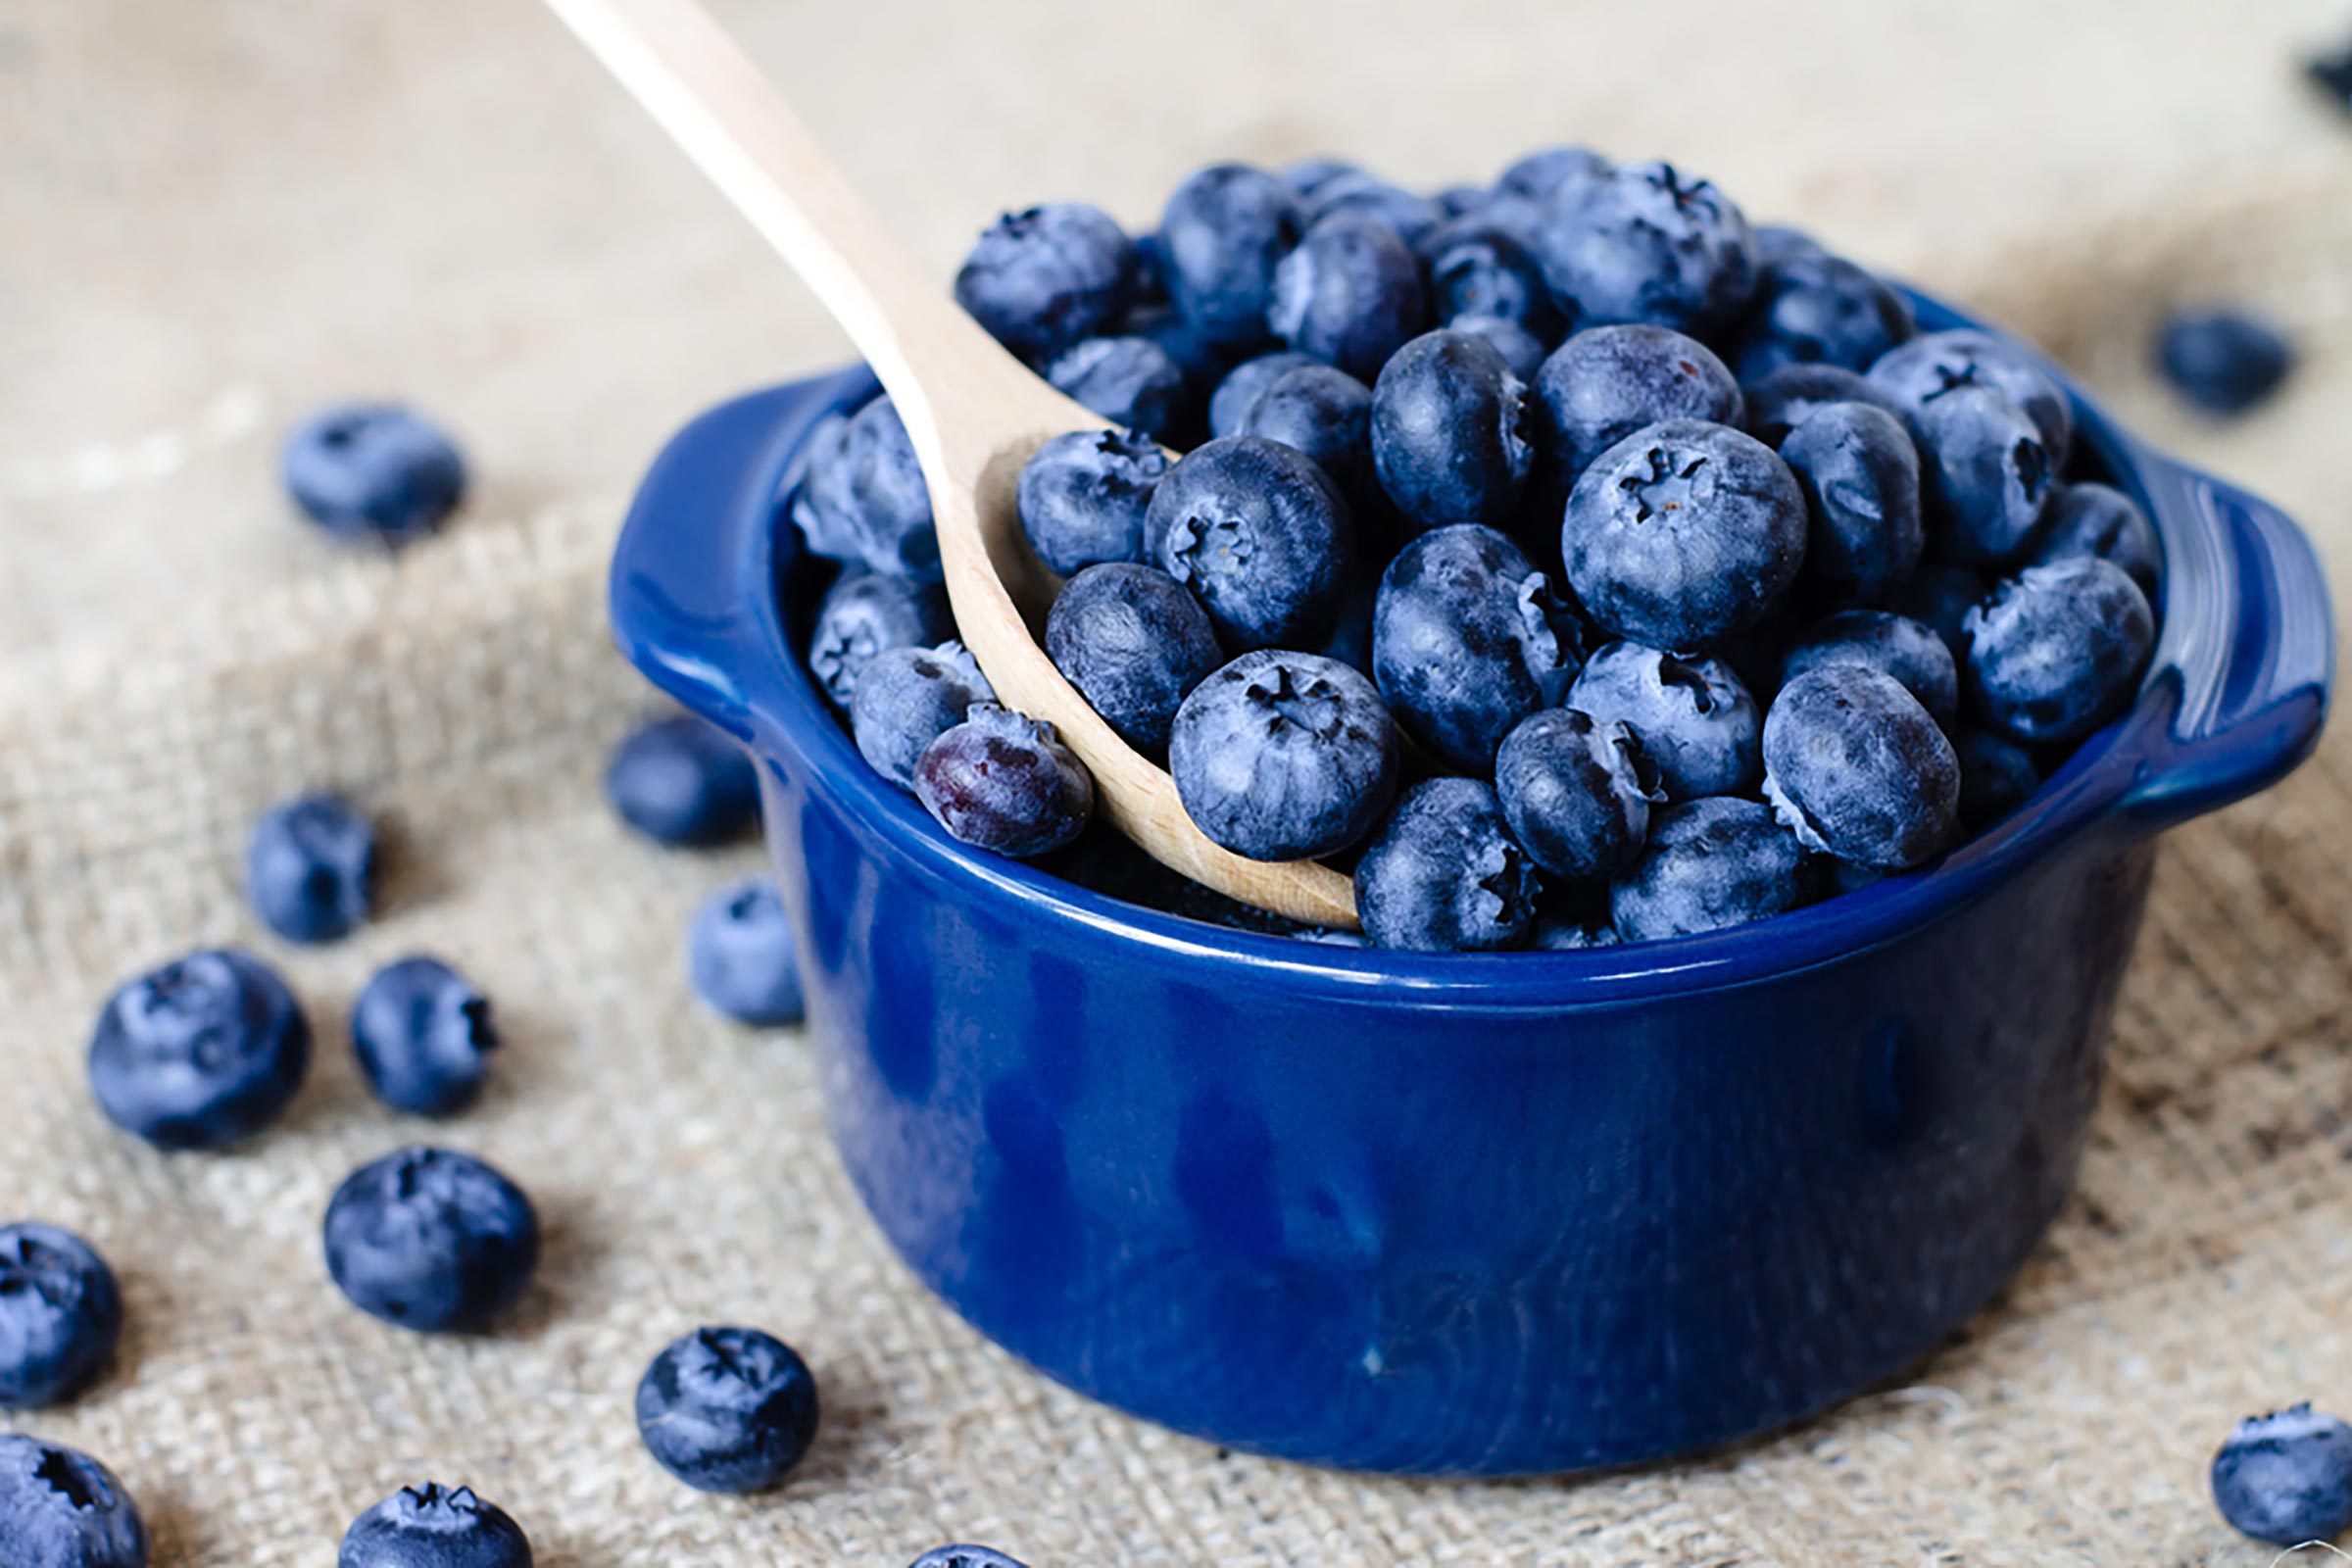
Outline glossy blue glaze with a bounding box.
[611,292,2332,1476]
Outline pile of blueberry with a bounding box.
[798,148,2163,950]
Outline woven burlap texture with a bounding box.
[5,0,2350,1563]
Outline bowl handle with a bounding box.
[609,368,877,739]
[2119,449,2334,832]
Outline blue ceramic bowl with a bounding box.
[612,294,2332,1476]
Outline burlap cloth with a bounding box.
[5,0,2351,1561]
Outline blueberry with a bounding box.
[2028,482,2160,598]
[1954,728,2041,828]
[338,1482,531,1568]
[1784,610,1958,732]
[1116,299,1230,392]
[1207,350,1320,438]
[687,877,805,1026]
[1868,327,2073,466]
[0,1224,122,1408]
[1268,214,1429,380]
[603,715,760,847]
[1712,605,1799,707]
[851,642,996,790]
[1013,427,1167,577]
[1243,364,1375,493]
[1729,251,1915,378]
[1046,564,1221,751]
[1906,385,2055,566]
[1494,144,1612,205]
[1301,171,1445,249]
[789,396,939,581]
[0,1435,148,1568]
[1354,777,1539,951]
[1432,183,1489,219]
[1446,314,1547,379]
[1169,650,1397,860]
[915,705,1095,858]
[1534,913,1620,951]
[351,957,498,1117]
[1563,419,1806,652]
[1777,402,1924,605]
[1567,641,1762,799]
[1045,335,1190,441]
[1763,665,1960,869]
[1890,559,1990,662]
[1418,217,1562,338]
[1371,523,1583,770]
[281,403,466,544]
[1740,363,1909,448]
[808,571,952,710]
[1610,796,1811,941]
[908,1549,1031,1568]
[88,949,311,1151]
[2210,1403,2352,1545]
[2311,38,2352,115]
[246,792,376,943]
[322,1146,539,1334]
[952,203,1135,364]
[1370,331,1536,533]
[1494,709,1661,880]
[1752,223,1824,265]
[1279,157,1362,203]
[635,1326,820,1494]
[1534,160,1758,336]
[1145,436,1352,650]
[1964,558,2155,745]
[1314,570,1378,676]
[1533,324,1742,486]
[1158,164,1304,345]
[2156,308,2294,416]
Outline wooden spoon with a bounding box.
[543,0,1359,929]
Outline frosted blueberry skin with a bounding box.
[1169,650,1397,861]
[1567,641,1762,799]
[281,403,466,545]
[1778,402,1924,607]
[338,1482,531,1568]
[1534,915,1620,951]
[1891,559,1991,663]
[2157,308,2295,416]
[1268,213,1430,380]
[1044,335,1190,443]
[1417,216,1563,339]
[952,202,1136,365]
[246,792,377,944]
[1904,385,2055,566]
[1301,171,1445,249]
[0,1435,148,1568]
[1494,709,1662,881]
[807,571,953,710]
[0,1223,122,1408]
[351,956,499,1117]
[914,706,1095,859]
[1157,164,1304,346]
[1278,156,1362,204]
[1954,728,2042,828]
[1243,364,1375,496]
[635,1326,821,1494]
[1868,327,2074,466]
[1206,350,1319,439]
[850,642,996,791]
[1964,558,2156,745]
[1533,324,1742,487]
[1784,610,1959,733]
[908,1549,1031,1568]
[1740,362,1909,448]
[1371,523,1584,771]
[1014,428,1167,578]
[1432,183,1490,220]
[322,1146,540,1334]
[2028,481,2161,598]
[1370,331,1536,534]
[1494,144,1612,205]
[1727,250,1916,379]
[602,715,760,847]
[2210,1403,2352,1546]
[687,877,804,1026]
[1762,665,1960,870]
[1610,796,1813,942]
[1046,564,1222,753]
[88,948,312,1152]
[1446,314,1547,380]
[1562,418,1807,652]
[1354,777,1540,953]
[1533,160,1759,337]
[789,396,939,581]
[1144,436,1353,651]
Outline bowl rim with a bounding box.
[681,293,2311,1005]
